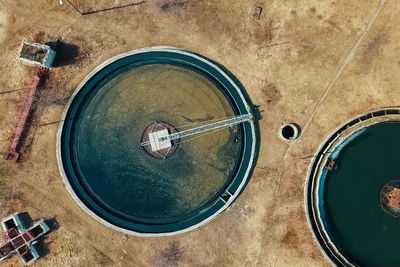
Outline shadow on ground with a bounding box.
[36,217,59,258]
[47,40,80,67]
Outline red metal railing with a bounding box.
[3,67,49,162]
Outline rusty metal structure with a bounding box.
[3,67,49,162]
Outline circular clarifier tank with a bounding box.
[307,110,400,266]
[57,47,258,236]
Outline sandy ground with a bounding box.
[0,11,7,43]
[0,0,399,266]
[67,0,144,14]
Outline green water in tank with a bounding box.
[324,122,400,266]
[75,64,241,219]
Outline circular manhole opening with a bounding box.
[279,123,299,141]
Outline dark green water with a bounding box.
[75,64,241,219]
[325,122,400,266]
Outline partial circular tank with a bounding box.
[307,109,400,266]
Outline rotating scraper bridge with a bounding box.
[141,114,252,152]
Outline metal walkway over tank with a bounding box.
[140,113,252,148]
[161,113,252,142]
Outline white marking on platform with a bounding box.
[149,129,171,151]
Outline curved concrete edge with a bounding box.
[56,46,257,237]
[304,107,400,266]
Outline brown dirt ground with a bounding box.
[0,0,398,266]
[0,11,6,43]
[67,0,144,14]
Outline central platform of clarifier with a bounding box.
[57,47,258,236]
[141,122,178,158]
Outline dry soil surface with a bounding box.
[0,0,399,266]
[0,11,7,43]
